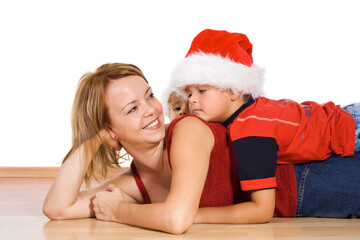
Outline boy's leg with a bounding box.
[343,102,360,152]
[294,152,360,218]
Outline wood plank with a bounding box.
[0,167,60,178]
[0,166,128,178]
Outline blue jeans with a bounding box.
[343,102,360,152]
[294,152,360,218]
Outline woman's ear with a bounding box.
[105,126,117,139]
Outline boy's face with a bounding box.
[168,98,189,121]
[185,85,233,123]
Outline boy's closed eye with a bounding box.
[186,87,207,98]
[198,89,206,93]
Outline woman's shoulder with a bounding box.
[172,115,212,136]
[167,115,215,156]
[170,114,206,126]
[169,115,225,137]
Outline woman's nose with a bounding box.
[144,102,156,117]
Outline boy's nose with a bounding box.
[189,96,198,104]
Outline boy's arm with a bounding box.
[195,188,275,224]
[198,135,278,224]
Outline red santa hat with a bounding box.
[166,29,265,102]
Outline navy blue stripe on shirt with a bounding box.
[222,99,255,128]
[233,136,278,182]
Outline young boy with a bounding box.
[166,29,358,222]
[166,91,190,122]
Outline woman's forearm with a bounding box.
[113,201,195,235]
[43,136,102,219]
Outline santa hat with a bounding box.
[165,29,265,102]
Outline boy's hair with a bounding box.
[242,94,254,103]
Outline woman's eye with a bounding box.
[148,93,154,99]
[187,93,192,98]
[173,107,181,111]
[127,106,137,114]
[199,89,206,93]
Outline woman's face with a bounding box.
[105,75,165,146]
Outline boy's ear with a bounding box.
[230,91,242,101]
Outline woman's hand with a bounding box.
[93,184,127,222]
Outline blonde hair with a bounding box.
[167,92,184,105]
[167,92,190,112]
[63,63,147,184]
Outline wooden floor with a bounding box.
[1,177,360,239]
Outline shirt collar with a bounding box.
[222,99,255,127]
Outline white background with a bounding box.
[0,0,359,166]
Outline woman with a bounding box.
[43,63,246,234]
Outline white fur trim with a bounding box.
[168,52,265,99]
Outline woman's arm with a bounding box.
[195,188,275,224]
[93,116,214,234]
[42,132,137,220]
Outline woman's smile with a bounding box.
[143,118,160,130]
